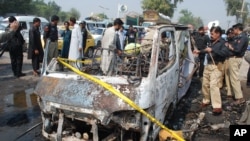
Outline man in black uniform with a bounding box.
[79,21,88,56]
[194,26,231,115]
[43,15,59,64]
[227,23,249,106]
[0,21,19,56]
[7,16,26,78]
[194,26,210,78]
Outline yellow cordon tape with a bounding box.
[57,57,185,141]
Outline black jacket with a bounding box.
[231,32,249,57]
[81,28,88,49]
[8,26,25,51]
[28,26,44,60]
[201,38,231,64]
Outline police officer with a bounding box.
[43,15,59,64]
[195,26,210,78]
[224,28,235,98]
[227,23,249,106]
[194,26,230,115]
[7,16,26,78]
[0,21,19,55]
[79,21,87,56]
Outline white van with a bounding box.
[2,16,49,51]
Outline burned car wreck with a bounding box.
[34,11,196,141]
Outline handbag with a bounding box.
[244,50,250,64]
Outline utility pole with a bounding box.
[237,0,246,23]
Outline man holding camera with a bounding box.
[6,16,26,78]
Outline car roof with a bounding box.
[2,16,49,23]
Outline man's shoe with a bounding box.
[18,73,26,77]
[231,98,246,106]
[201,103,209,108]
[212,108,222,116]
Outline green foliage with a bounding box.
[141,0,183,18]
[68,8,81,20]
[0,0,33,15]
[224,0,248,24]
[0,0,81,22]
[178,9,203,29]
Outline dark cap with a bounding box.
[8,16,17,23]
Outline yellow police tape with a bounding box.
[57,57,185,141]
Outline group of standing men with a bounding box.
[28,15,89,75]
[193,23,249,115]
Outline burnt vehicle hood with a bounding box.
[34,73,154,114]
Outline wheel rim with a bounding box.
[87,48,93,58]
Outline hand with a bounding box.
[78,48,82,51]
[228,44,234,51]
[205,47,212,53]
[9,21,19,31]
[34,49,39,55]
[225,42,229,47]
[117,50,122,56]
[193,49,200,54]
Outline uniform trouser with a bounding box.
[228,57,243,99]
[9,46,23,76]
[217,62,225,88]
[224,59,232,96]
[202,64,222,108]
[32,54,40,71]
[47,42,58,65]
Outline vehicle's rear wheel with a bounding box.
[97,40,101,48]
[86,47,94,58]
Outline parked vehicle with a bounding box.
[77,20,106,32]
[34,11,196,141]
[57,25,96,58]
[0,24,5,34]
[90,27,106,48]
[2,16,49,52]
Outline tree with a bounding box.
[0,0,33,15]
[224,0,248,24]
[141,0,183,18]
[69,8,81,20]
[178,9,203,29]
[58,11,69,22]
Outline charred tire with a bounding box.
[86,47,94,58]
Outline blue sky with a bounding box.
[45,0,249,29]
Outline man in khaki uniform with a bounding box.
[227,23,249,105]
[224,28,235,97]
[194,26,230,115]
